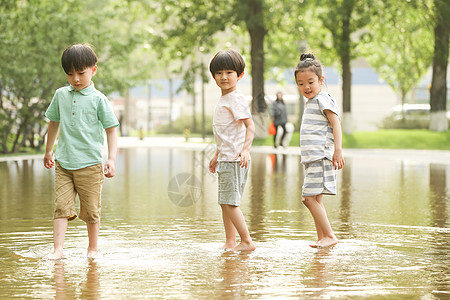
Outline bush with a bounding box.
[155,115,213,135]
[378,114,430,129]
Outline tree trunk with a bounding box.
[122,88,130,136]
[192,91,197,133]
[340,1,353,134]
[169,77,174,132]
[429,0,449,132]
[201,65,206,140]
[11,121,26,153]
[246,0,267,138]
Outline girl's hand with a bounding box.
[333,149,344,170]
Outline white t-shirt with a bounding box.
[213,90,252,162]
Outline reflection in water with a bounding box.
[302,249,332,298]
[81,261,100,299]
[219,251,251,299]
[338,158,353,239]
[429,164,449,297]
[429,164,447,228]
[249,153,267,241]
[1,148,450,298]
[53,260,99,300]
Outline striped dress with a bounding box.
[300,91,340,196]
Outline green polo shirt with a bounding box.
[45,82,119,170]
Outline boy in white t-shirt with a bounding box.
[208,49,256,251]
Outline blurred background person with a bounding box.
[270,91,288,148]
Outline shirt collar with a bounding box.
[68,82,95,95]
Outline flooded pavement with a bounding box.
[0,146,449,299]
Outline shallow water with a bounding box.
[1,147,449,299]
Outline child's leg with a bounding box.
[74,163,104,258]
[221,204,255,251]
[221,206,237,249]
[45,218,68,259]
[302,195,338,248]
[86,222,100,258]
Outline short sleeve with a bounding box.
[229,93,252,121]
[317,92,340,119]
[45,91,61,122]
[97,95,119,129]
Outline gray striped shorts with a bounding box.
[217,161,249,206]
[302,158,336,197]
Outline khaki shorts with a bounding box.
[54,161,104,223]
[217,161,249,206]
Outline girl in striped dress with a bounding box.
[295,53,345,248]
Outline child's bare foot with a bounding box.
[220,242,237,250]
[44,249,63,260]
[310,237,338,248]
[232,241,256,251]
[87,248,99,259]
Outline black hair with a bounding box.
[209,49,245,76]
[276,91,284,104]
[294,53,323,80]
[61,43,98,74]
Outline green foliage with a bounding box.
[0,0,98,153]
[361,0,433,104]
[305,0,373,66]
[0,0,158,153]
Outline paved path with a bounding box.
[1,136,450,164]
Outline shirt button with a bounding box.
[72,113,75,115]
[73,101,76,103]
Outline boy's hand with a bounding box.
[43,151,55,169]
[237,149,250,169]
[333,149,344,170]
[209,155,218,173]
[104,159,116,178]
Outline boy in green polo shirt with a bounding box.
[43,43,119,259]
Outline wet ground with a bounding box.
[1,140,449,299]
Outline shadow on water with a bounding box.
[0,148,449,298]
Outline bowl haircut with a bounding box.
[209,49,245,76]
[61,44,98,74]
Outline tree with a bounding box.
[429,0,450,132]
[308,0,373,134]
[361,1,433,121]
[150,0,310,137]
[0,0,95,153]
[0,0,156,153]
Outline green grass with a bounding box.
[254,130,450,150]
[2,130,450,157]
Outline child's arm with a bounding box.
[236,118,255,169]
[43,120,59,169]
[104,126,118,178]
[325,110,344,170]
[209,150,219,173]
